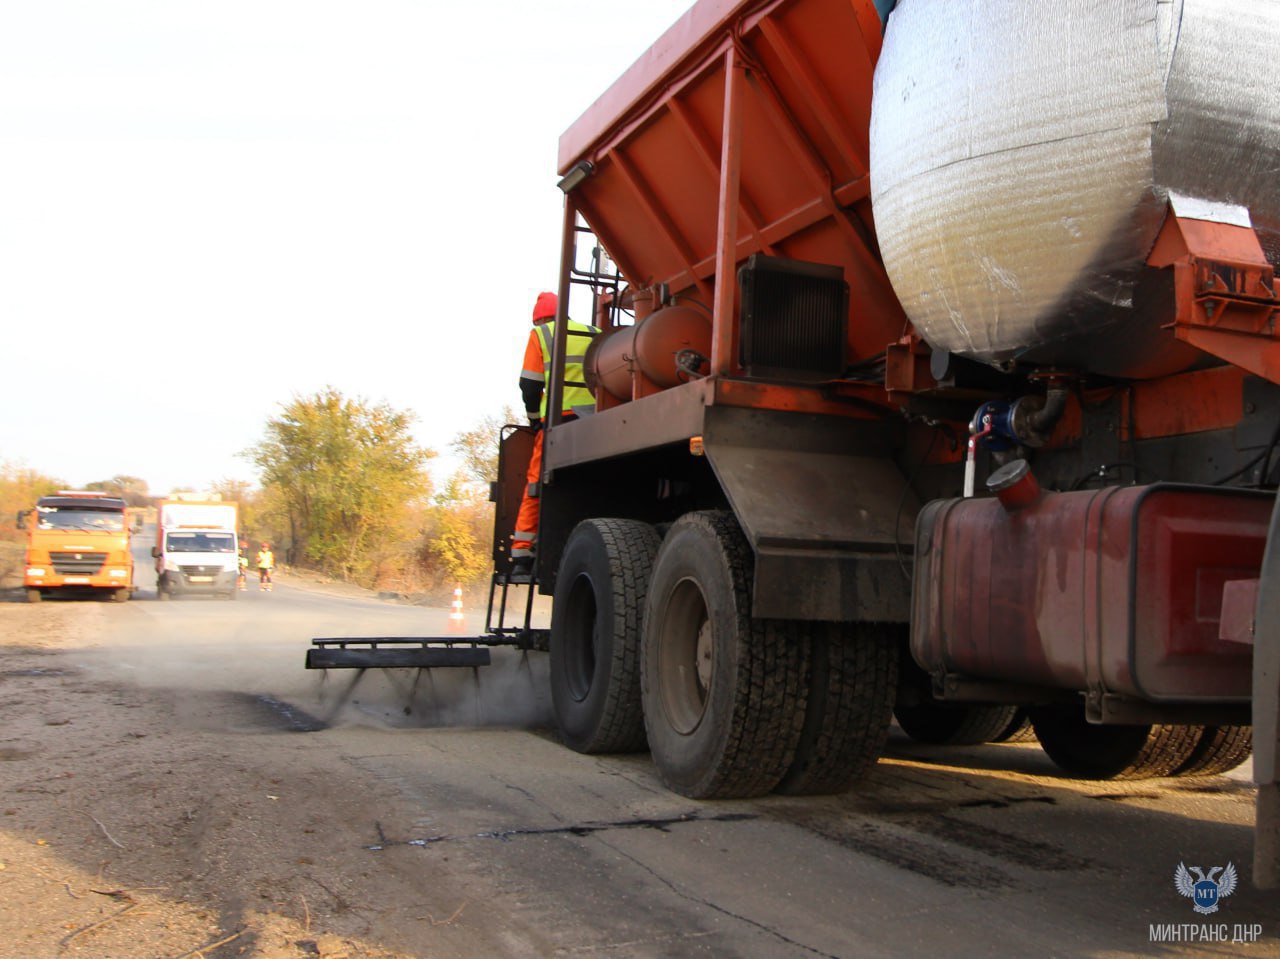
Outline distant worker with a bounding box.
[237,539,249,591]
[510,291,599,579]
[256,542,275,591]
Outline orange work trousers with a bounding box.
[511,428,543,560]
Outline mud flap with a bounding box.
[702,407,915,622]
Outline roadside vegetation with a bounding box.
[0,464,63,584]
[1,389,514,600]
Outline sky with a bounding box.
[0,0,696,494]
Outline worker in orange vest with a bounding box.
[510,291,599,579]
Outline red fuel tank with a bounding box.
[912,483,1271,704]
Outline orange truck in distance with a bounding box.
[16,491,134,603]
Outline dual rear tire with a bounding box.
[639,511,808,798]
[895,699,1251,780]
[551,511,897,799]
[1028,707,1252,780]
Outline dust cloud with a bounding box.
[308,648,553,730]
[69,567,557,737]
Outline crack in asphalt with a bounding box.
[363,811,757,850]
[956,795,1057,809]
[588,831,843,959]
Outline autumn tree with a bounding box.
[209,478,254,503]
[0,463,63,544]
[247,387,434,581]
[449,407,517,490]
[208,478,261,542]
[417,411,514,592]
[422,476,492,588]
[85,475,150,507]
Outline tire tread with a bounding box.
[1030,708,1201,780]
[551,518,660,754]
[775,622,898,795]
[1173,725,1253,777]
[590,518,662,754]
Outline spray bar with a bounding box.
[306,637,500,670]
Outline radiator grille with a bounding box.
[51,552,107,575]
[738,255,848,380]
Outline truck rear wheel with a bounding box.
[641,511,807,799]
[1173,725,1253,777]
[111,588,130,603]
[550,518,661,754]
[894,702,1021,746]
[774,622,898,796]
[990,708,1038,744]
[1029,706,1201,780]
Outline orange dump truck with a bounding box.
[17,491,133,602]
[313,0,1280,884]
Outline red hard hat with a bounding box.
[532,291,558,323]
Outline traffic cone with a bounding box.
[448,585,466,634]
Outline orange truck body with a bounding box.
[18,491,133,602]
[542,0,1280,657]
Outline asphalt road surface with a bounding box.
[4,533,1278,958]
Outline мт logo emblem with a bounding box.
[1175,862,1237,915]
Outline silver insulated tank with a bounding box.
[869,0,1280,378]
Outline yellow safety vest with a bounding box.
[536,320,599,420]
